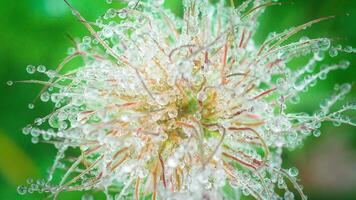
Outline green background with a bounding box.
[0,0,355,199]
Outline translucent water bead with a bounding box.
[317,38,331,51]
[288,167,299,177]
[37,65,46,73]
[102,27,113,38]
[329,48,338,57]
[31,137,39,144]
[311,129,321,137]
[17,185,27,195]
[82,36,92,44]
[40,92,50,102]
[28,103,35,109]
[284,191,295,200]
[26,65,36,74]
[6,81,13,86]
[344,46,353,53]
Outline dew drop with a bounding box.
[49,114,60,128]
[288,167,299,177]
[42,133,51,141]
[37,65,46,73]
[106,8,117,19]
[332,121,341,127]
[313,51,324,61]
[339,60,350,69]
[82,36,92,44]
[27,178,34,184]
[17,185,27,195]
[26,65,36,74]
[34,118,44,126]
[67,47,76,55]
[312,130,321,137]
[284,191,294,200]
[344,46,353,53]
[6,81,13,86]
[22,126,32,135]
[329,48,338,57]
[46,70,57,78]
[242,188,250,196]
[118,11,127,19]
[28,103,35,109]
[102,27,113,38]
[318,38,330,51]
[40,92,50,102]
[31,137,39,144]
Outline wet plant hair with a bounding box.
[12,0,356,199]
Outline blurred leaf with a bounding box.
[0,131,38,185]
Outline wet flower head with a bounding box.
[16,0,356,199]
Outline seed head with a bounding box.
[17,0,355,199]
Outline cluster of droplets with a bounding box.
[13,0,356,200]
[17,178,56,196]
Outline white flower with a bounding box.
[17,0,355,199]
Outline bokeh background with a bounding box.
[0,0,355,199]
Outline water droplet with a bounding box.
[34,119,42,126]
[339,60,350,69]
[46,70,57,78]
[31,137,39,144]
[17,185,27,195]
[344,46,353,53]
[299,36,309,42]
[102,27,113,38]
[284,191,294,200]
[27,178,34,184]
[318,38,330,51]
[26,65,36,74]
[67,47,76,55]
[6,81,13,86]
[313,51,324,61]
[106,8,117,19]
[49,114,60,128]
[22,126,32,135]
[312,130,321,137]
[332,121,341,127]
[82,36,92,44]
[242,188,250,196]
[37,65,46,73]
[28,103,35,109]
[288,167,299,177]
[118,11,127,19]
[329,48,338,57]
[40,92,50,102]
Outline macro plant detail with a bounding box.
[13,0,356,199]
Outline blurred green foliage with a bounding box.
[0,0,355,199]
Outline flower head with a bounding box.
[17,0,355,199]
